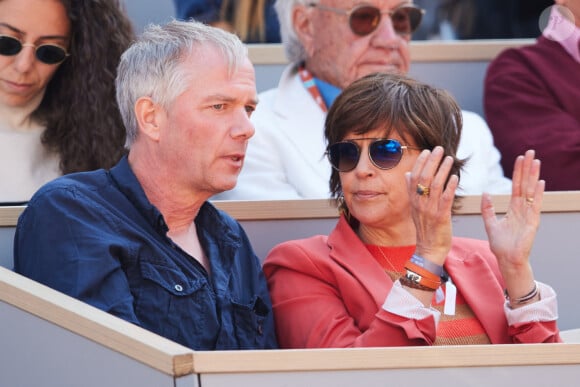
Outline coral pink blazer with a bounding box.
[264,216,561,348]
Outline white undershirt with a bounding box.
[0,94,60,203]
[167,221,211,274]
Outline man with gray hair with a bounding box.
[216,0,512,200]
[14,20,278,350]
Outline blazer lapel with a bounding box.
[327,217,393,308]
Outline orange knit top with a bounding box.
[366,244,491,345]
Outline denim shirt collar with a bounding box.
[109,155,167,234]
[108,155,241,249]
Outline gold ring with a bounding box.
[416,183,430,196]
[526,197,534,205]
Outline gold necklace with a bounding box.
[377,246,403,281]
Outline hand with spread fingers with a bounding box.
[481,149,544,305]
[406,146,459,267]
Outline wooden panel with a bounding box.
[0,267,194,377]
[4,191,579,226]
[212,191,580,220]
[247,39,535,65]
[191,344,580,373]
[1,301,179,387]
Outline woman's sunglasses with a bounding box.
[308,3,425,36]
[0,35,69,65]
[326,138,421,172]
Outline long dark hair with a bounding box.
[35,0,135,174]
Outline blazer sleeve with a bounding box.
[263,240,438,348]
[504,282,561,343]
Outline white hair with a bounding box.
[275,0,317,63]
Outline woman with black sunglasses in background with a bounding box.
[263,72,561,348]
[0,0,134,203]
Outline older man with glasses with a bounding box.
[215,0,512,201]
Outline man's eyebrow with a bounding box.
[203,94,259,105]
[202,94,235,103]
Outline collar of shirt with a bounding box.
[108,155,242,249]
[313,77,342,109]
[542,5,580,64]
[109,156,167,232]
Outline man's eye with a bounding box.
[212,104,224,110]
[245,105,256,114]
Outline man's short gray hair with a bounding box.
[116,19,248,147]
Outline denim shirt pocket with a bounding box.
[231,295,271,348]
[136,260,213,343]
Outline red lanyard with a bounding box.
[298,65,328,113]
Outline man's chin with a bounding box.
[219,179,238,193]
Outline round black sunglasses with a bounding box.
[0,35,69,65]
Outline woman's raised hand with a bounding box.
[406,146,459,266]
[481,150,544,301]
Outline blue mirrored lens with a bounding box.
[370,139,402,169]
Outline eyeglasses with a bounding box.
[326,138,420,172]
[308,3,424,36]
[0,35,69,64]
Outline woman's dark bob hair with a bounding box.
[324,72,465,225]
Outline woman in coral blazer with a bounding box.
[264,73,561,348]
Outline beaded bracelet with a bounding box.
[504,281,539,306]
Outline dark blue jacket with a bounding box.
[14,156,278,350]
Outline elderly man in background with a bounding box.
[216,0,511,200]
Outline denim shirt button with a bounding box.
[174,284,183,292]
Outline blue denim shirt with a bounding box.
[14,156,278,350]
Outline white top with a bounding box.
[0,94,60,203]
[215,63,512,200]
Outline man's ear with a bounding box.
[293,4,316,57]
[134,97,164,142]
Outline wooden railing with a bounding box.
[247,39,535,64]
[2,264,580,386]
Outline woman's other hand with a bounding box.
[481,149,544,304]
